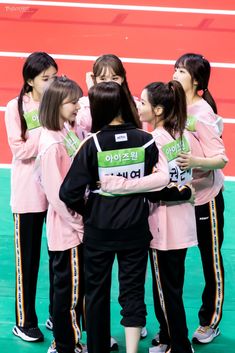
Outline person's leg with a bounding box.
[149,249,170,347]
[125,327,141,353]
[74,244,85,334]
[117,246,148,353]
[53,245,83,353]
[195,191,224,328]
[46,249,54,330]
[13,212,45,341]
[30,211,46,321]
[151,249,192,353]
[84,245,115,353]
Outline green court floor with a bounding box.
[0,168,234,353]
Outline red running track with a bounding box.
[0,0,234,176]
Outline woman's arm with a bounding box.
[100,148,169,194]
[76,96,92,134]
[177,120,228,171]
[147,183,194,203]
[59,138,93,212]
[41,144,83,228]
[5,99,41,160]
[176,152,227,171]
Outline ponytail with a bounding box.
[18,83,31,141]
[145,80,187,139]
[166,80,187,138]
[202,89,217,114]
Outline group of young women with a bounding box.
[4,51,227,353]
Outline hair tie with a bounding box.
[204,88,208,92]
[61,74,67,81]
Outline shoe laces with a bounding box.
[50,340,56,349]
[197,326,210,334]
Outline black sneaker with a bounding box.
[152,332,160,346]
[12,325,44,342]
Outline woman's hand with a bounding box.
[176,152,196,170]
[177,152,228,171]
[99,175,126,193]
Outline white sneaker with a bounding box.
[48,340,87,353]
[192,326,220,344]
[74,343,88,353]
[149,343,168,353]
[140,326,148,339]
[110,337,118,351]
[47,341,57,353]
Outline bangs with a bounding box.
[94,55,126,77]
[97,65,116,77]
[174,58,188,69]
[65,88,81,102]
[175,53,201,75]
[61,84,83,103]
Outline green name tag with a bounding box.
[97,147,145,179]
[186,115,197,132]
[64,131,81,157]
[98,147,144,167]
[24,109,41,130]
[162,135,190,162]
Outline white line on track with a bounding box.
[1,0,235,15]
[223,119,235,124]
[0,52,235,69]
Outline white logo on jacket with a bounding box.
[115,133,128,142]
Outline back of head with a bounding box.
[145,80,187,137]
[89,81,139,132]
[39,76,83,130]
[175,53,217,113]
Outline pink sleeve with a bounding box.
[194,120,228,161]
[41,144,82,230]
[76,96,92,133]
[101,148,169,194]
[5,99,41,160]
